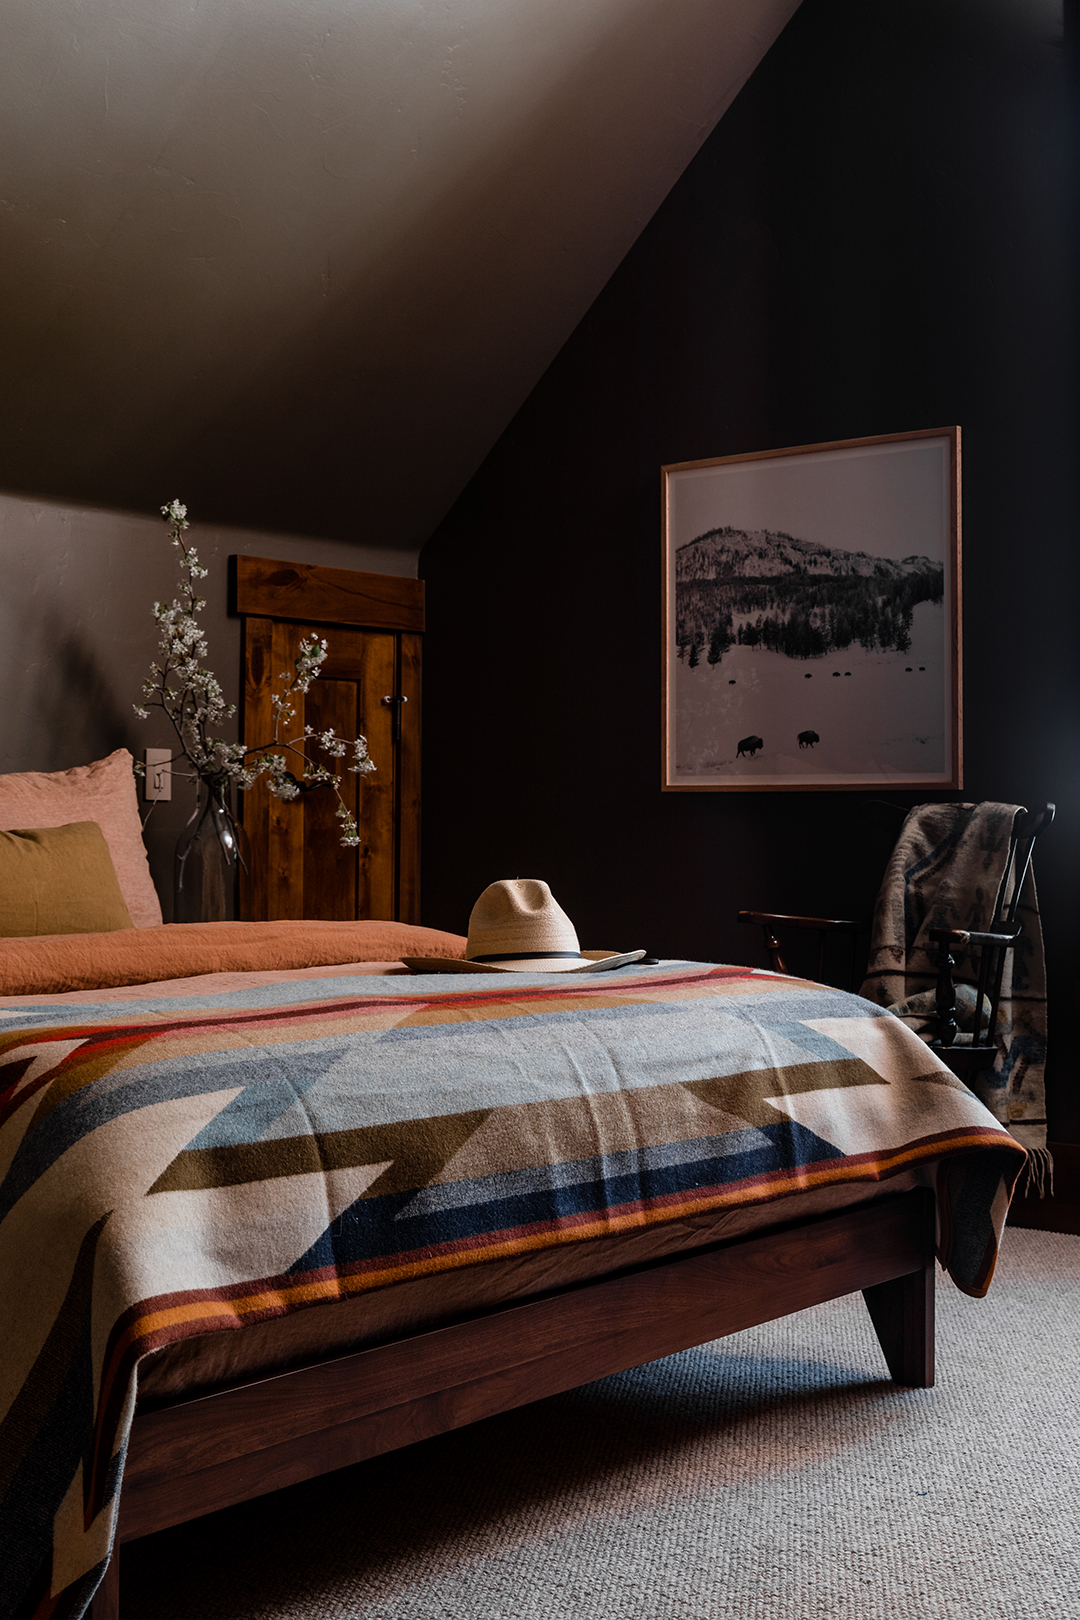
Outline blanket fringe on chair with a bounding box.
[1015,1143,1054,1200]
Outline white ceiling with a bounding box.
[0,0,800,557]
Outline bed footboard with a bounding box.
[89,1188,935,1620]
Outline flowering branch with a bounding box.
[134,500,375,846]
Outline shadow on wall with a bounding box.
[11,606,134,775]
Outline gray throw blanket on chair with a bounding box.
[860,802,1049,1191]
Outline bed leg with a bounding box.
[862,1260,935,1387]
[89,1550,119,1620]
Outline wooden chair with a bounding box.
[737,910,861,991]
[738,802,1055,1082]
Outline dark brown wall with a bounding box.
[419,0,1080,1136]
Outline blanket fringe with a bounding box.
[1014,1144,1054,1200]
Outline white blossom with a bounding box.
[135,503,375,847]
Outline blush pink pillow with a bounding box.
[0,749,162,928]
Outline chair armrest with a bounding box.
[738,911,858,933]
[928,926,1021,949]
[927,925,1021,1050]
[737,912,859,985]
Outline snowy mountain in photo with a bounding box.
[675,527,937,583]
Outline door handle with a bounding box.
[381,693,408,743]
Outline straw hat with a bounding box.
[401,878,645,973]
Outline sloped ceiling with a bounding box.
[0,0,800,557]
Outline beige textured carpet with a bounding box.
[121,1229,1079,1619]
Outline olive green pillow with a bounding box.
[0,822,135,937]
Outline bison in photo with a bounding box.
[737,735,763,758]
[798,730,820,749]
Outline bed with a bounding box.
[0,751,1027,1620]
[0,924,1025,1620]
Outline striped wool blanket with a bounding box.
[0,962,1024,1620]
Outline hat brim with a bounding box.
[401,950,646,975]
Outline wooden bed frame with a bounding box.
[89,1187,936,1620]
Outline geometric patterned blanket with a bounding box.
[859,802,1048,1179]
[0,962,1026,1620]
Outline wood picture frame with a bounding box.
[661,429,962,792]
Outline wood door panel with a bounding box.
[265,620,310,919]
[240,610,414,923]
[301,679,359,921]
[235,556,424,634]
[353,632,397,921]
[398,631,422,924]
[240,618,274,913]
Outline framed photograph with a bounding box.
[662,429,961,792]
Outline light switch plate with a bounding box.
[144,748,173,801]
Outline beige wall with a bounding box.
[0,490,412,914]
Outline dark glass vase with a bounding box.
[174,779,248,923]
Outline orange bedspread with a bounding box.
[0,918,467,995]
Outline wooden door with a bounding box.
[235,557,422,923]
